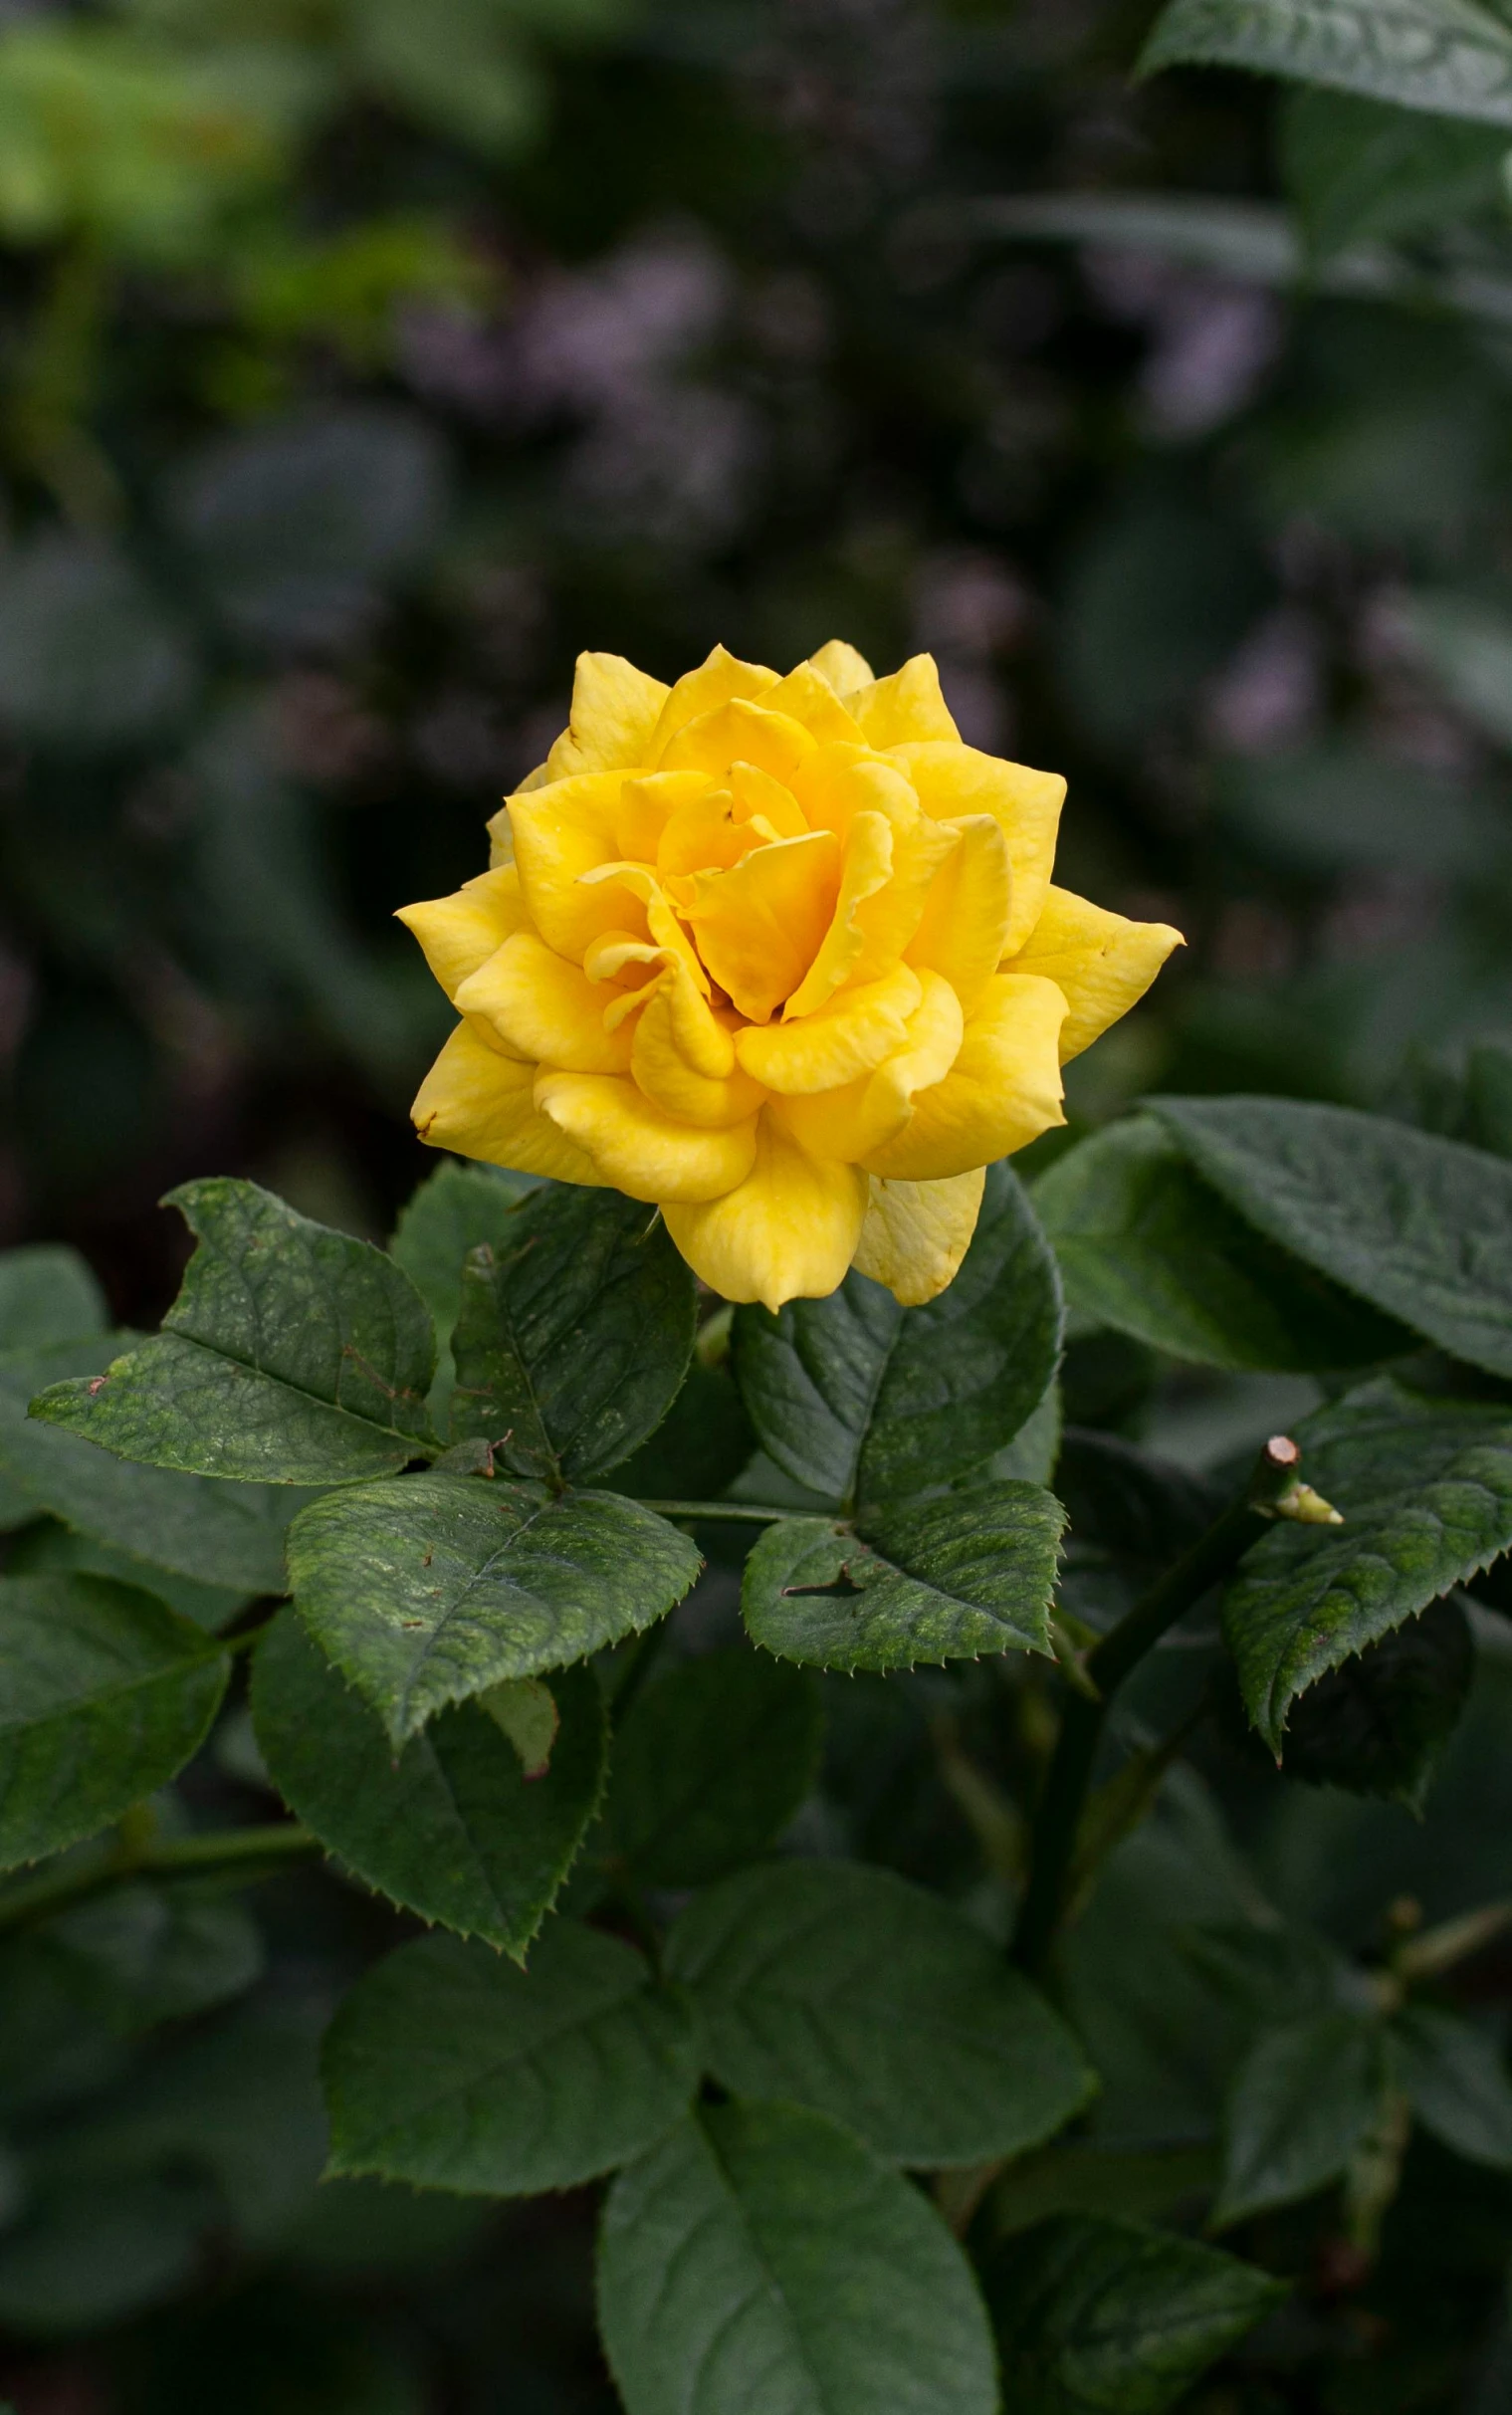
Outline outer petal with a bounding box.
[683,830,841,1023]
[778,968,964,1164]
[394,867,529,1003]
[851,1170,987,1307]
[862,973,1067,1181]
[543,652,669,779]
[662,1118,869,1310]
[632,968,767,1127]
[535,1071,757,1204]
[1004,885,1185,1063]
[758,660,866,746]
[736,964,921,1094]
[807,639,874,696]
[455,930,632,1074]
[905,813,1011,1014]
[411,1020,603,1184]
[645,645,779,765]
[893,742,1065,958]
[849,654,961,747]
[507,771,639,960]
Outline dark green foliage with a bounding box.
[604,1647,821,1887]
[732,1165,1062,1507]
[0,1244,107,1351]
[287,1471,702,1743]
[743,1483,1064,1669]
[323,1924,699,2194]
[609,1359,757,1504]
[0,1575,228,1868]
[982,2213,1285,2412]
[32,1180,439,1484]
[1213,2009,1391,2226]
[251,1609,607,1956]
[447,1186,697,1479]
[665,1860,1094,2165]
[387,1161,540,1414]
[1139,0,1512,124]
[1392,2007,1512,2170]
[596,2103,998,2415]
[1276,1590,1473,1805]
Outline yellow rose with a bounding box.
[398,641,1182,1311]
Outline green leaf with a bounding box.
[287,1471,701,1745]
[1149,1096,1512,1380]
[1222,1381,1512,1751]
[1213,2009,1389,2227]
[1391,2005,1512,2169]
[1280,85,1508,260]
[605,1359,756,1504]
[0,1244,107,1351]
[0,2174,206,2335]
[447,1186,697,1480]
[732,1164,1062,1507]
[1034,1117,1407,1372]
[388,1159,540,1415]
[665,1860,1094,2166]
[742,1483,1063,1671]
[982,2212,1285,2414]
[1138,0,1512,129]
[5,1516,249,1633]
[1397,591,1512,751]
[0,1574,229,1869]
[31,1179,439,1485]
[1275,1591,1473,1806]
[7,1882,262,2042]
[597,2102,998,2415]
[250,1608,607,1957]
[0,1338,316,1587]
[605,1647,822,1887]
[323,1923,698,2194]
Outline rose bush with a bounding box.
[399,641,1181,1308]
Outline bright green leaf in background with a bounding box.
[597,2102,998,2415]
[1139,0,1512,128]
[604,1647,821,1888]
[733,1164,1062,1507]
[0,1574,228,1869]
[287,1471,701,1744]
[251,1610,606,1956]
[323,1923,698,2194]
[1034,1116,1404,1371]
[982,2213,1285,2413]
[665,1860,1094,2167]
[743,1484,1063,1670]
[447,1186,696,1480]
[32,1180,438,1485]
[1223,1382,1512,1750]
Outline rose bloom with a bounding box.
[399,642,1181,1310]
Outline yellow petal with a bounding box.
[1004,885,1185,1063]
[662,1118,869,1310]
[660,697,818,787]
[658,788,755,879]
[893,742,1065,959]
[614,768,712,862]
[645,645,779,766]
[543,652,669,779]
[506,771,639,960]
[777,968,964,1164]
[850,654,960,747]
[736,964,921,1094]
[684,829,841,1023]
[863,973,1067,1181]
[851,1170,987,1306]
[454,930,632,1074]
[730,760,809,838]
[395,867,531,1004]
[757,660,866,746]
[807,639,875,696]
[905,813,1012,1013]
[632,966,767,1127]
[535,1071,757,1203]
[581,860,709,996]
[780,808,893,1017]
[412,1020,604,1184]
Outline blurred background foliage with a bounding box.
[11,0,1512,2404]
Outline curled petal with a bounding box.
[777,968,964,1164]
[852,1170,987,1307]
[582,860,710,996]
[543,652,669,779]
[614,768,711,862]
[661,697,817,787]
[394,867,529,1004]
[757,660,866,746]
[535,1070,757,1203]
[632,964,766,1127]
[906,813,1011,1014]
[662,1119,869,1311]
[1004,885,1184,1063]
[507,771,639,959]
[455,931,631,1075]
[850,654,960,747]
[684,829,841,1023]
[412,1020,603,1185]
[807,638,875,695]
[781,808,893,1016]
[863,973,1067,1181]
[736,964,921,1095]
[894,741,1064,958]
[645,645,779,765]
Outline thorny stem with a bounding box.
[0,1820,321,1938]
[1010,1435,1305,1981]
